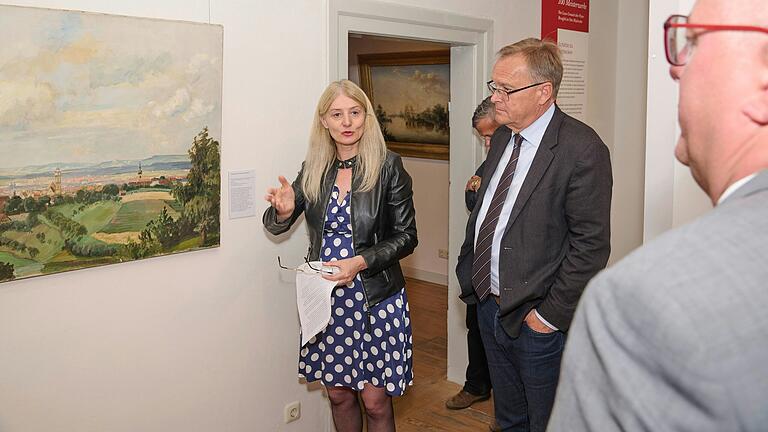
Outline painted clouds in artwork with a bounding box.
[0,7,222,168]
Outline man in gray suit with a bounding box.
[456,38,613,431]
[548,0,768,430]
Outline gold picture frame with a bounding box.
[358,50,450,161]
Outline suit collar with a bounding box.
[541,105,565,149]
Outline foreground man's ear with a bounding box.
[743,45,768,125]
[743,88,768,125]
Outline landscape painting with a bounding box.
[0,5,223,283]
[358,50,450,160]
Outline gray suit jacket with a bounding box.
[548,170,768,431]
[456,106,613,337]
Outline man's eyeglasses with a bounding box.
[277,256,334,274]
[487,80,548,100]
[664,14,768,66]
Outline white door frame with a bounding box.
[328,0,493,388]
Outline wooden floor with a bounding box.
[393,278,494,431]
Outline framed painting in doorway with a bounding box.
[358,50,450,161]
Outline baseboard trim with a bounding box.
[402,266,448,285]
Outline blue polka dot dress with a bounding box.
[298,185,414,396]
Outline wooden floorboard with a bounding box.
[393,277,494,432]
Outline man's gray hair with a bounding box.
[472,96,495,128]
[498,38,563,98]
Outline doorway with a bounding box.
[347,33,450,286]
[330,0,493,429]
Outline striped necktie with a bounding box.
[472,133,523,302]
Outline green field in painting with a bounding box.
[41,242,122,274]
[73,201,122,233]
[6,222,65,262]
[0,195,181,281]
[71,235,112,248]
[2,229,42,250]
[48,201,122,234]
[49,249,77,263]
[1,224,62,263]
[0,251,44,277]
[164,199,183,213]
[170,236,203,252]
[101,200,180,233]
[42,255,122,274]
[50,204,78,218]
[1,185,210,283]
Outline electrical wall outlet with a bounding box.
[284,401,301,423]
[438,249,449,259]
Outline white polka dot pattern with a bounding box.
[296,185,414,397]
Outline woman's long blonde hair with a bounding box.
[301,80,388,203]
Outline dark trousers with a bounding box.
[463,304,492,396]
[477,297,565,432]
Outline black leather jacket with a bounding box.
[263,151,417,307]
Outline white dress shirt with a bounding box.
[717,173,758,205]
[474,104,557,329]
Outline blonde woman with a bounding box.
[264,80,417,432]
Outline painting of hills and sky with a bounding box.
[0,5,223,283]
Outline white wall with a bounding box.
[374,0,539,51]
[645,0,710,241]
[589,0,649,263]
[399,158,449,282]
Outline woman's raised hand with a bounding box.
[265,176,295,221]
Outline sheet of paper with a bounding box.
[228,170,256,219]
[295,261,338,346]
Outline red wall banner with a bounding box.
[541,0,590,42]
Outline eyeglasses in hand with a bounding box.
[277,256,334,274]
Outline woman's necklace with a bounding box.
[334,155,357,169]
